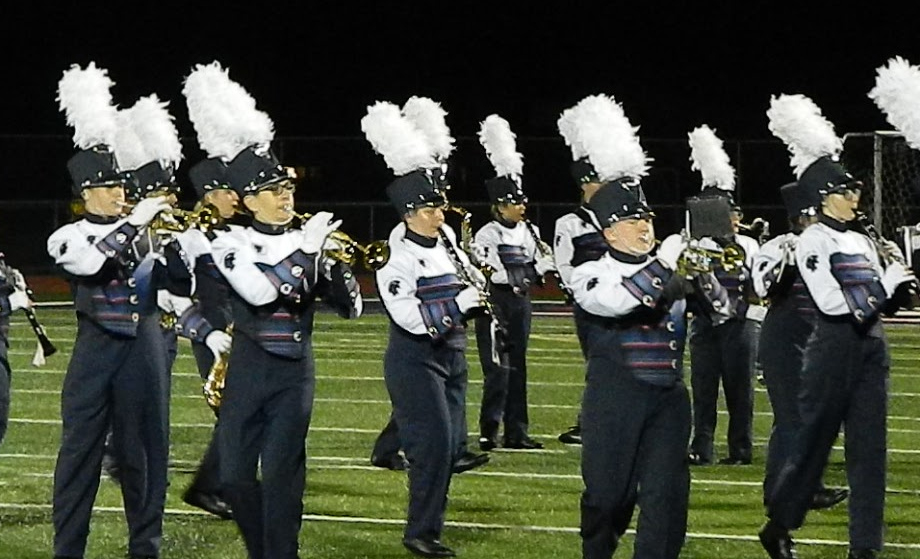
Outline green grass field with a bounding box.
[2,308,920,558]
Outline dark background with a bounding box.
[2,3,920,271]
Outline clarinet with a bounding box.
[855,212,920,311]
[0,254,57,357]
[436,226,495,319]
[524,218,573,304]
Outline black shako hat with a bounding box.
[798,155,863,200]
[779,181,820,219]
[66,146,123,196]
[189,157,231,198]
[225,146,290,197]
[587,179,653,226]
[570,158,600,186]
[123,161,178,201]
[485,176,527,205]
[386,170,446,215]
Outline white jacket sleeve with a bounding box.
[751,235,789,298]
[47,222,119,276]
[570,259,644,317]
[375,255,428,335]
[795,230,851,315]
[553,217,576,285]
[211,232,281,306]
[474,224,508,284]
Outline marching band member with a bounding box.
[176,65,259,519]
[197,61,361,559]
[758,94,914,559]
[364,101,486,558]
[49,63,184,559]
[370,97,489,476]
[474,115,555,451]
[567,95,692,558]
[552,100,634,446]
[684,125,761,466]
[0,255,30,446]
[753,181,848,513]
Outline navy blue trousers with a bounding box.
[760,302,822,503]
[688,316,755,462]
[581,364,691,559]
[475,286,532,442]
[218,332,315,559]
[53,314,170,558]
[385,326,467,541]
[767,319,888,551]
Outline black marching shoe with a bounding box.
[687,452,712,466]
[758,520,797,559]
[503,436,544,450]
[478,436,497,452]
[182,488,233,520]
[557,425,582,445]
[717,456,752,466]
[371,453,409,471]
[403,537,456,558]
[452,451,490,474]
[847,549,878,559]
[809,487,849,510]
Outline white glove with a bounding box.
[467,239,487,266]
[204,330,232,358]
[8,289,30,311]
[455,285,483,313]
[881,261,915,296]
[127,197,172,227]
[301,211,343,254]
[656,234,686,269]
[535,253,556,276]
[881,240,905,263]
[158,292,193,315]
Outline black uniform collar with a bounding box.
[405,227,438,248]
[85,213,121,225]
[609,248,647,264]
[819,214,849,232]
[252,219,293,236]
[495,216,518,229]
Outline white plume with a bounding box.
[182,61,275,161]
[557,105,588,160]
[478,115,523,178]
[361,101,436,176]
[688,125,735,191]
[766,94,843,177]
[402,96,455,160]
[113,95,183,171]
[568,94,649,181]
[868,56,920,150]
[56,62,119,149]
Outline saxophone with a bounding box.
[203,323,233,411]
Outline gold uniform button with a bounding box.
[131,313,140,323]
[293,331,303,342]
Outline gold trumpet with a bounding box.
[675,235,747,278]
[149,204,224,233]
[292,211,390,270]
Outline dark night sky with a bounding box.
[2,3,919,202]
